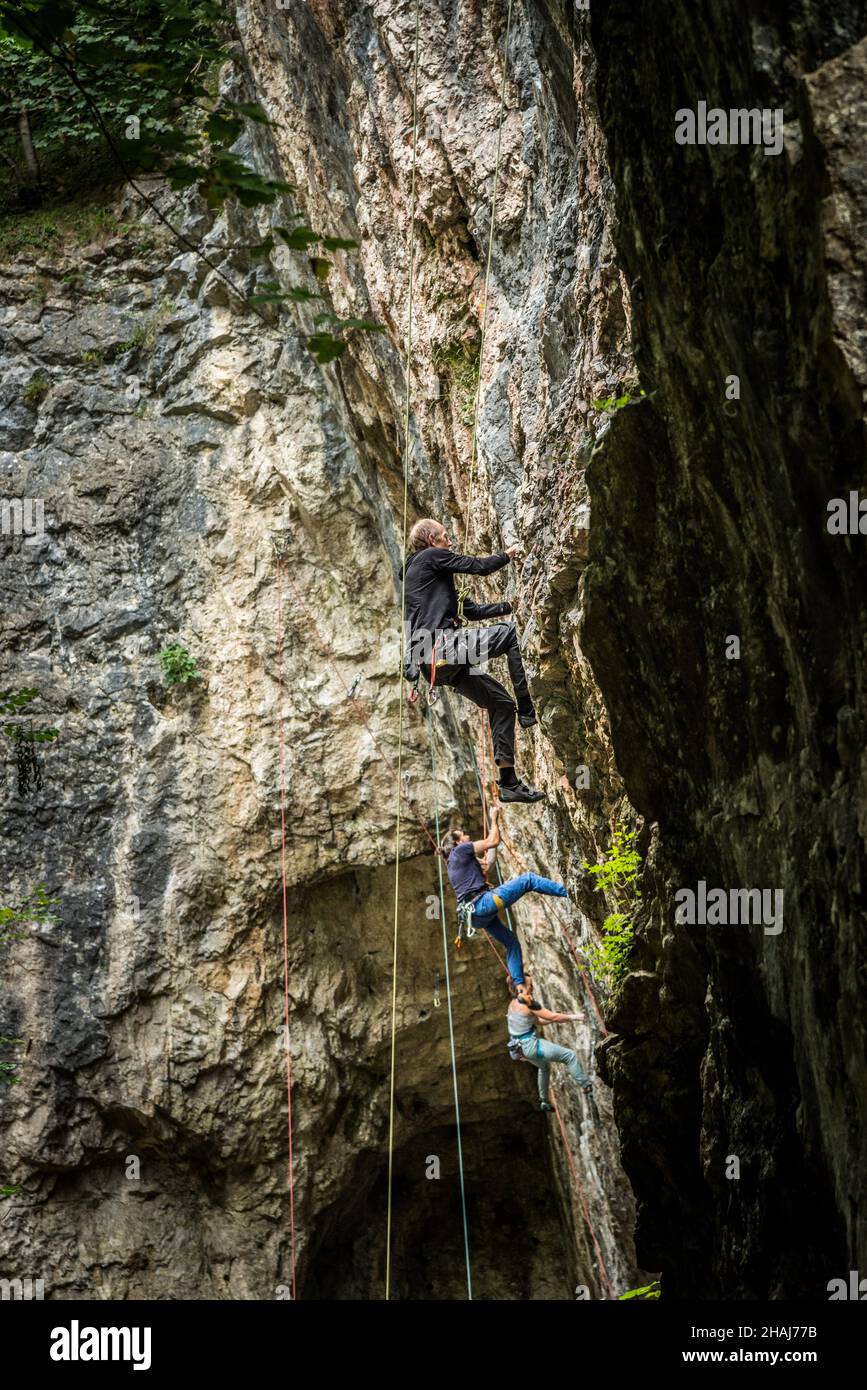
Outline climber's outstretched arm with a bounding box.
[427,547,518,576]
[534,1008,585,1026]
[471,805,502,856]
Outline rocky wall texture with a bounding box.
[582,0,867,1296]
[1,0,863,1303]
[0,0,644,1300]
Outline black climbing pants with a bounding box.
[434,622,533,765]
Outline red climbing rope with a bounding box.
[274,558,298,1300]
[549,1086,614,1299]
[481,930,510,973]
[484,714,499,809]
[478,723,490,842]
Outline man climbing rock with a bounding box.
[506,975,592,1112]
[440,805,568,983]
[403,517,543,803]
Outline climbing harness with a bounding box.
[455,895,479,947]
[426,636,443,705]
[405,633,447,705]
[507,1034,534,1064]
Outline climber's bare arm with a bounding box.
[472,805,501,856]
[533,1008,585,1025]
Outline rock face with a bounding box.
[1,0,864,1302]
[0,1,639,1301]
[582,1,867,1297]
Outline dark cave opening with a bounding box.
[301,1118,576,1301]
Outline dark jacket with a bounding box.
[402,546,511,642]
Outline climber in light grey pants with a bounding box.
[526,1037,591,1102]
[507,975,592,1112]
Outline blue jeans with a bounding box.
[519,1035,591,1100]
[472,873,568,985]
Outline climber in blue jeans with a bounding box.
[440,804,568,985]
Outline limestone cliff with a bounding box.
[0,0,864,1301]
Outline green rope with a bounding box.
[429,709,473,1299]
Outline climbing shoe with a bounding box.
[580,1082,593,1094]
[540,1100,554,1112]
[516,706,537,728]
[499,779,544,804]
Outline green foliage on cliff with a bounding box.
[0,884,58,950]
[0,0,233,208]
[2,689,59,795]
[589,911,634,989]
[591,388,647,413]
[0,1,380,364]
[0,1037,23,1087]
[432,341,481,425]
[0,202,165,257]
[159,643,201,685]
[584,822,642,990]
[618,1279,660,1300]
[21,374,50,405]
[1,687,59,742]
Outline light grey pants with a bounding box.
[520,1035,590,1101]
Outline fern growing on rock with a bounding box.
[583,822,642,991]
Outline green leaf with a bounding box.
[335,317,383,333]
[618,1281,661,1301]
[320,234,358,251]
[275,226,320,251]
[205,111,243,144]
[128,59,168,75]
[308,333,347,364]
[228,100,274,126]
